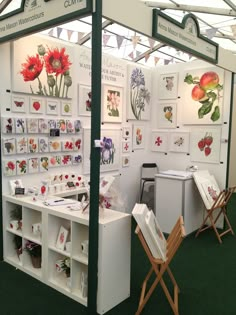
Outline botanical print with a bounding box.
[57,119,67,133]
[16,137,28,154]
[190,129,221,163]
[49,140,61,152]
[15,118,27,133]
[49,156,61,168]
[158,73,178,100]
[29,97,44,114]
[39,137,49,153]
[201,179,220,208]
[78,84,91,116]
[66,120,75,134]
[61,101,72,116]
[122,141,131,153]
[61,155,72,166]
[72,154,82,165]
[12,95,27,113]
[73,138,82,151]
[48,119,57,129]
[74,120,82,133]
[132,125,145,150]
[3,138,16,155]
[27,118,38,133]
[122,126,131,138]
[3,160,16,176]
[17,39,73,98]
[28,158,39,174]
[83,128,121,173]
[40,157,49,172]
[156,103,177,129]
[122,156,130,167]
[46,99,59,115]
[2,117,15,134]
[127,65,151,120]
[62,140,74,152]
[16,159,27,175]
[103,85,123,123]
[28,137,38,153]
[151,131,169,153]
[38,119,49,133]
[183,67,224,124]
[169,132,190,153]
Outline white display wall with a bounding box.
[0,33,232,214]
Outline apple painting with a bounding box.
[184,68,224,124]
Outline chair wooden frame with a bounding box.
[195,186,236,244]
[135,216,185,315]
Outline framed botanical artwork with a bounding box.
[15,118,27,134]
[16,137,28,154]
[27,118,38,133]
[39,119,49,133]
[83,128,121,173]
[3,160,16,176]
[127,65,151,121]
[29,97,44,114]
[132,124,145,150]
[66,120,75,134]
[39,137,49,153]
[151,131,169,153]
[156,103,177,129]
[61,100,72,116]
[102,84,123,123]
[61,155,72,166]
[122,155,130,167]
[40,157,49,172]
[73,137,82,151]
[2,117,15,134]
[122,126,131,139]
[158,73,178,100]
[28,137,38,153]
[62,140,74,152]
[49,156,61,168]
[28,158,39,174]
[74,120,82,133]
[46,99,59,115]
[169,132,190,153]
[78,84,91,116]
[16,159,27,175]
[182,67,224,124]
[57,119,67,134]
[190,128,221,163]
[122,141,131,153]
[72,154,82,165]
[49,140,61,152]
[56,226,69,250]
[12,94,27,113]
[3,138,16,155]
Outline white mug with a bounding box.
[65,241,72,253]
[32,222,42,235]
[9,220,20,230]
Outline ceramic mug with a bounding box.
[9,220,19,230]
[81,240,89,256]
[32,222,42,235]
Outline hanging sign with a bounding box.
[0,0,92,43]
[152,9,218,64]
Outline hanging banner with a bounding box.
[152,9,218,64]
[0,0,92,43]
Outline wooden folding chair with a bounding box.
[195,186,236,244]
[135,216,185,315]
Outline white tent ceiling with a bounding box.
[2,0,236,67]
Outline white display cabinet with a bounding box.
[3,195,131,314]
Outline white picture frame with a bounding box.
[11,94,27,113]
[156,103,177,129]
[169,132,190,153]
[55,226,69,251]
[29,97,44,114]
[102,84,123,123]
[122,155,130,167]
[61,100,72,116]
[158,72,178,100]
[122,126,131,139]
[78,84,91,116]
[151,131,169,153]
[132,124,145,150]
[122,141,131,153]
[46,99,59,115]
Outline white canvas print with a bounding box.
[29,97,44,114]
[169,132,190,153]
[78,84,91,116]
[3,138,16,155]
[16,137,28,154]
[158,73,178,100]
[156,103,177,128]
[15,118,27,134]
[11,94,27,113]
[46,99,59,115]
[151,131,169,153]
[132,124,145,150]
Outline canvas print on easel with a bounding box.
[158,73,178,100]
[102,84,123,123]
[132,125,145,150]
[169,132,190,153]
[83,128,121,174]
[78,84,91,116]
[190,128,221,163]
[151,131,169,153]
[156,103,177,128]
[127,65,151,121]
[182,67,224,124]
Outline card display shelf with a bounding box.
[3,194,131,314]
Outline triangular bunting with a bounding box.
[67,30,73,41]
[57,27,63,38]
[231,24,236,37]
[128,51,134,60]
[116,35,124,49]
[48,28,54,37]
[148,38,155,49]
[205,28,217,39]
[131,35,140,49]
[136,50,141,58]
[145,53,150,63]
[154,57,160,65]
[164,59,170,65]
[103,34,111,47]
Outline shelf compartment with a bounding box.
[23,239,42,279]
[5,202,22,234]
[48,215,71,252]
[71,222,88,263]
[22,207,42,244]
[4,231,23,267]
[71,260,88,304]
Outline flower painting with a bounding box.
[49,156,61,168]
[27,118,38,133]
[61,155,72,166]
[16,137,28,154]
[39,137,49,153]
[182,67,224,124]
[38,119,49,133]
[72,154,82,165]
[28,158,39,174]
[151,131,169,153]
[158,73,178,100]
[2,117,15,134]
[78,84,91,116]
[127,65,151,120]
[3,160,16,176]
[66,120,75,134]
[28,137,38,153]
[57,119,67,134]
[102,85,123,123]
[15,118,27,134]
[16,159,27,175]
[73,138,82,151]
[122,141,131,153]
[40,157,49,172]
[132,125,145,150]
[156,103,177,129]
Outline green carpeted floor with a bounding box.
[1,194,236,315]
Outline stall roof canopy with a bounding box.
[2,0,236,67]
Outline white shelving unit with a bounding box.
[3,194,131,314]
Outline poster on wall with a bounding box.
[156,103,177,128]
[83,128,121,174]
[182,67,224,124]
[13,35,74,99]
[102,84,123,123]
[169,132,190,153]
[151,131,169,153]
[127,65,151,121]
[78,84,92,116]
[190,128,221,163]
[11,94,27,113]
[132,124,145,150]
[158,73,178,100]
